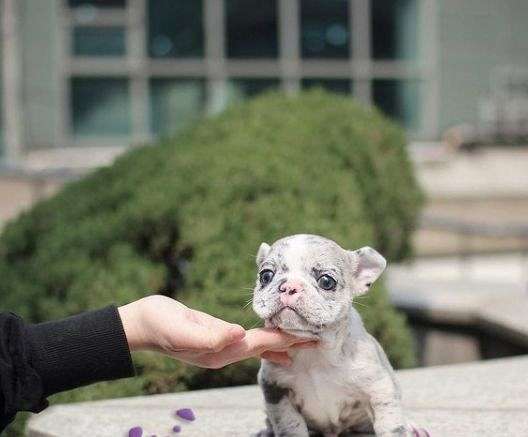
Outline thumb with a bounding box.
[247,328,314,353]
[185,308,246,352]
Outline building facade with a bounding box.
[0,0,527,166]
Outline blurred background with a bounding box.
[1,0,528,434]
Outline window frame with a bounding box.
[58,0,439,148]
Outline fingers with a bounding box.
[291,340,319,349]
[260,340,319,353]
[246,328,318,353]
[197,321,246,353]
[163,327,318,369]
[156,303,318,368]
[202,328,316,365]
[160,308,246,354]
[191,309,246,343]
[260,351,292,367]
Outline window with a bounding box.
[0,50,3,156]
[60,0,431,145]
[226,79,280,104]
[73,26,126,57]
[302,78,352,94]
[225,0,278,58]
[300,0,350,59]
[68,0,125,7]
[372,0,418,60]
[150,79,206,136]
[372,80,421,130]
[71,78,131,137]
[148,0,204,58]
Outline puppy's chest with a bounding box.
[284,356,367,430]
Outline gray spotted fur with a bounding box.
[252,234,426,437]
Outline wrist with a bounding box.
[118,299,150,351]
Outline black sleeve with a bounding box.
[0,305,135,432]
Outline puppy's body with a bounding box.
[252,235,426,437]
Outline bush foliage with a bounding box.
[0,91,422,427]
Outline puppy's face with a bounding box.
[252,234,386,336]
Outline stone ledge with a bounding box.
[27,356,528,437]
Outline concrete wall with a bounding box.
[438,0,528,133]
[19,0,60,150]
[0,7,4,156]
[12,0,528,151]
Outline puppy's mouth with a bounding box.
[278,306,299,315]
[268,305,302,320]
[265,306,320,338]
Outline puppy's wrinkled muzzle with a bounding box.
[279,280,303,306]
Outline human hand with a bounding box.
[118,295,316,368]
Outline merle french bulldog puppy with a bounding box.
[252,234,428,437]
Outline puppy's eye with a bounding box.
[318,274,337,290]
[259,269,275,286]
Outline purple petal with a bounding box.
[172,425,182,433]
[176,408,196,421]
[422,429,431,437]
[128,427,143,437]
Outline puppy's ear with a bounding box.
[256,242,271,266]
[349,247,387,294]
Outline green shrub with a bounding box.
[0,91,422,433]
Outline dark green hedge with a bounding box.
[0,91,422,434]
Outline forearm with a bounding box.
[0,312,47,431]
[0,306,135,432]
[25,305,135,397]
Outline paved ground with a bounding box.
[27,356,528,437]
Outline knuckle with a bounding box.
[207,336,225,353]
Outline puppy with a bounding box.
[252,234,428,437]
